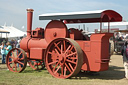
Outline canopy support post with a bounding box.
[108,21,110,33]
[100,20,102,33]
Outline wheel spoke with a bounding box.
[54,43,61,52]
[9,56,15,60]
[48,61,58,65]
[64,66,66,76]
[48,52,52,55]
[30,61,36,67]
[68,46,74,54]
[66,52,77,57]
[69,57,77,60]
[65,63,72,73]
[18,57,24,61]
[54,65,61,74]
[68,63,74,71]
[12,64,15,69]
[11,52,15,58]
[64,45,71,54]
[17,61,24,66]
[54,49,60,56]
[15,64,17,71]
[56,41,61,45]
[8,60,14,64]
[63,40,66,51]
[61,42,63,54]
[66,59,76,64]
[17,52,22,58]
[61,65,64,75]
[53,61,60,72]
[33,62,36,67]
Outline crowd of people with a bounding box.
[0,39,21,64]
[114,32,128,41]
[113,32,128,79]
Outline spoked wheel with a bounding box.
[28,60,45,70]
[45,38,83,79]
[6,48,27,72]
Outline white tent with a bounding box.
[0,25,26,38]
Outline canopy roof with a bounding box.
[39,10,122,23]
[0,29,10,33]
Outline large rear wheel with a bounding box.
[45,38,83,79]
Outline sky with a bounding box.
[0,0,128,32]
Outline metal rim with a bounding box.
[6,48,27,72]
[28,60,45,70]
[45,38,83,79]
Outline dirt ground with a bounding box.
[0,54,128,85]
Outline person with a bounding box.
[16,39,21,48]
[5,41,12,56]
[118,37,123,41]
[10,39,15,48]
[0,42,6,64]
[121,41,128,79]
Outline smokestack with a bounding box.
[26,8,34,37]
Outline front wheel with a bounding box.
[6,48,27,72]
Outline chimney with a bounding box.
[26,8,34,37]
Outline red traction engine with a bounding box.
[6,9,122,79]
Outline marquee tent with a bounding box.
[0,25,26,38]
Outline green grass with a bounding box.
[0,55,128,85]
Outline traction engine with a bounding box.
[6,9,122,79]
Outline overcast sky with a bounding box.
[0,0,128,32]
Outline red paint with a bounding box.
[26,9,34,37]
[7,9,122,79]
[45,20,68,44]
[63,10,122,24]
[78,33,113,71]
[32,28,44,38]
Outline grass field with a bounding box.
[0,54,128,85]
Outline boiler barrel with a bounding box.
[28,38,48,49]
[20,37,48,52]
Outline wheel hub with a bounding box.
[14,58,18,63]
[59,53,66,65]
